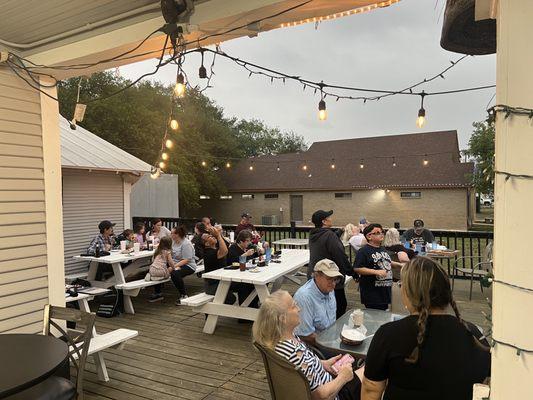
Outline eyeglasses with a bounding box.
[369,231,384,236]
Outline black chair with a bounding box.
[8,305,95,400]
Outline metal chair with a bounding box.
[8,305,96,400]
[452,241,493,300]
[254,342,312,400]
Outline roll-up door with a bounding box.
[62,169,124,276]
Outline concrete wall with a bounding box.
[198,188,470,230]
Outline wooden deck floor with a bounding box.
[82,275,491,400]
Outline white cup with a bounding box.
[351,309,364,327]
[120,240,127,251]
[133,243,140,254]
[229,231,235,242]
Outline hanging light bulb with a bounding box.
[330,159,336,169]
[360,159,364,169]
[170,118,179,130]
[302,162,308,171]
[249,163,254,171]
[162,152,169,161]
[165,139,174,149]
[318,99,327,121]
[174,72,186,98]
[416,92,426,128]
[199,50,207,79]
[201,160,207,167]
[392,157,397,167]
[225,162,231,168]
[276,163,280,172]
[159,161,166,169]
[423,154,429,166]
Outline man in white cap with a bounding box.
[294,258,342,346]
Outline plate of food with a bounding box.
[340,327,373,346]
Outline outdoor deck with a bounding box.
[82,275,491,400]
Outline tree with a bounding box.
[464,120,495,195]
[58,72,306,213]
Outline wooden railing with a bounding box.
[133,217,493,275]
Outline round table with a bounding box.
[0,334,68,398]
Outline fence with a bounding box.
[133,217,493,275]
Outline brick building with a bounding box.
[198,130,475,230]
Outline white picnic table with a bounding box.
[189,249,309,334]
[272,238,309,248]
[74,250,155,314]
[65,289,138,382]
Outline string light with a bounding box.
[201,160,207,167]
[423,155,429,166]
[159,161,166,169]
[302,162,308,171]
[249,162,254,171]
[165,139,174,149]
[280,0,401,28]
[276,163,280,172]
[150,167,161,179]
[199,50,207,79]
[318,83,327,121]
[416,92,427,128]
[392,157,397,167]
[174,72,186,98]
[170,118,179,130]
[225,162,231,168]
[360,159,365,169]
[162,152,169,161]
[330,159,336,169]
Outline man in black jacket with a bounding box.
[308,210,353,318]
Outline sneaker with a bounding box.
[175,295,188,306]
[148,293,164,303]
[144,273,151,282]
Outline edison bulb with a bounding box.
[159,161,166,169]
[162,153,169,161]
[318,109,327,121]
[174,82,185,97]
[170,119,179,130]
[165,139,174,149]
[416,108,426,128]
[201,161,207,167]
[226,162,231,168]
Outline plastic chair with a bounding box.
[452,241,493,300]
[9,305,96,400]
[254,342,312,400]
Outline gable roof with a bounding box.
[220,130,473,192]
[60,116,151,174]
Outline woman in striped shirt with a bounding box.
[253,290,363,400]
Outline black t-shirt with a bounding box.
[365,315,490,400]
[404,228,435,245]
[227,243,257,265]
[203,247,226,285]
[354,245,393,306]
[385,244,416,260]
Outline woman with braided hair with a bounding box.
[361,256,490,400]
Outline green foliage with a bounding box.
[464,120,495,195]
[58,72,306,213]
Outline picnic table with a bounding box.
[183,249,310,334]
[272,238,309,248]
[65,290,138,382]
[316,308,404,359]
[74,250,155,314]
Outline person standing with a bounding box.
[235,212,255,235]
[308,210,353,319]
[353,224,396,310]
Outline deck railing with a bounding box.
[133,217,493,275]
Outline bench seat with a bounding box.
[116,278,170,291]
[180,292,214,307]
[72,328,138,359]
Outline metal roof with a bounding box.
[60,116,151,174]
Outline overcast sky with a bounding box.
[120,0,495,150]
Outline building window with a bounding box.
[264,193,279,199]
[400,191,421,199]
[334,192,352,199]
[241,194,255,200]
[220,195,232,200]
[199,195,211,200]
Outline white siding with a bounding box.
[0,67,48,334]
[62,169,124,275]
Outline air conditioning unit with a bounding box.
[261,215,279,225]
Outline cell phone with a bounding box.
[331,354,355,374]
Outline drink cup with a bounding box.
[239,254,246,271]
[432,241,438,250]
[120,240,127,251]
[351,309,364,327]
[229,231,235,242]
[133,242,140,254]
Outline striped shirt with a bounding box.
[275,337,335,397]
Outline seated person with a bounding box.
[148,218,171,243]
[86,220,115,255]
[403,219,435,247]
[383,228,414,261]
[191,222,208,260]
[253,290,364,400]
[133,222,146,249]
[362,257,490,400]
[294,259,341,346]
[201,216,213,229]
[169,225,197,304]
[353,224,403,311]
[340,223,358,246]
[115,229,135,251]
